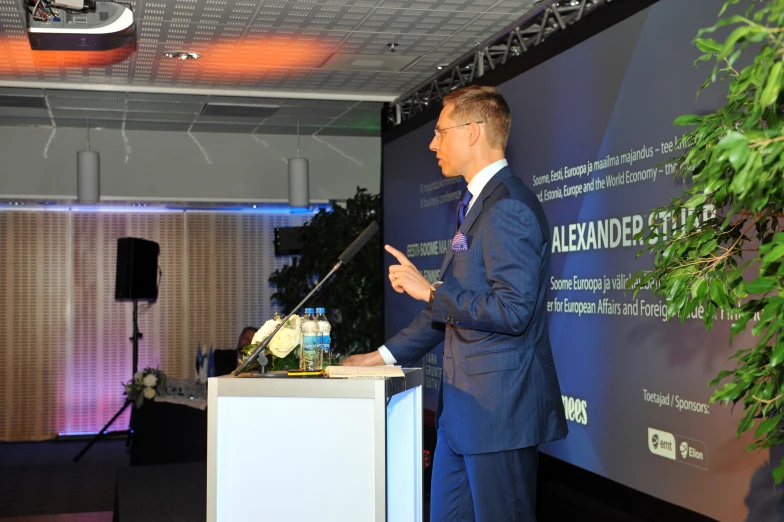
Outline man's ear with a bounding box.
[468,123,482,146]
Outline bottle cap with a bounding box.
[316,307,325,314]
[304,307,315,314]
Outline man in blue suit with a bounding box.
[342,85,567,521]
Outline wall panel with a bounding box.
[0,208,303,440]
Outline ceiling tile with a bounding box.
[124,120,193,132]
[273,106,347,118]
[190,121,258,133]
[0,0,542,131]
[48,95,127,111]
[0,116,52,128]
[125,111,196,122]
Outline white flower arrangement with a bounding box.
[240,314,302,372]
[253,314,302,358]
[124,367,168,409]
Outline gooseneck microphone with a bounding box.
[339,220,379,264]
[233,220,379,375]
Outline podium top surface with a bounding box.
[209,368,422,400]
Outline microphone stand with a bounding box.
[233,261,343,375]
[234,220,379,375]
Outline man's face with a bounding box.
[429,104,470,179]
[239,329,255,349]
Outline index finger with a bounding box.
[385,244,414,266]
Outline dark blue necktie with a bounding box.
[456,189,473,231]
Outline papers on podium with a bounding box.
[325,365,405,379]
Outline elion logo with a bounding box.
[679,440,705,461]
[561,395,588,425]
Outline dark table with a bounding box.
[130,399,207,466]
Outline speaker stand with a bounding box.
[74,299,142,462]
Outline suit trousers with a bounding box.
[430,424,538,522]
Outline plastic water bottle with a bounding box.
[300,308,322,371]
[315,307,332,366]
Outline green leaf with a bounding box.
[738,405,758,435]
[727,140,750,170]
[713,381,740,402]
[718,0,742,17]
[695,37,723,53]
[773,460,784,485]
[761,61,783,107]
[771,342,784,367]
[746,277,777,294]
[708,369,734,387]
[728,261,752,282]
[716,130,748,150]
[763,244,784,265]
[711,277,731,310]
[668,275,687,300]
[730,315,751,343]
[761,302,780,323]
[720,25,753,60]
[699,239,718,256]
[754,413,784,437]
[692,278,708,300]
[674,114,703,126]
[686,194,707,208]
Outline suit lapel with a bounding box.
[438,166,514,278]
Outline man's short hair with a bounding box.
[443,85,511,150]
[237,326,257,350]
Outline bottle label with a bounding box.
[303,334,319,351]
[321,334,331,351]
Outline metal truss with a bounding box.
[386,0,612,128]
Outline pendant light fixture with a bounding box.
[287,121,309,208]
[77,118,100,203]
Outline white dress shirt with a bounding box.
[378,158,509,365]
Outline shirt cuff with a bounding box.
[378,346,397,365]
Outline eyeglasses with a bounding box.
[433,121,484,139]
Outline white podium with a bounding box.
[207,369,423,522]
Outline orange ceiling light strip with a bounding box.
[0,34,334,79]
[30,42,136,68]
[0,36,135,72]
[186,35,333,75]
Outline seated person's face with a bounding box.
[239,329,255,350]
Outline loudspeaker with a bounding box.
[274,226,304,256]
[115,237,160,301]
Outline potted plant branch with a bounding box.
[628,0,784,482]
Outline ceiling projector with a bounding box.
[27,0,135,51]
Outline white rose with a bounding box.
[143,387,156,399]
[143,374,157,387]
[252,319,279,345]
[288,314,301,331]
[269,327,300,358]
[134,371,143,384]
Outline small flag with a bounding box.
[196,344,203,376]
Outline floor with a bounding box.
[0,513,112,522]
[0,437,129,519]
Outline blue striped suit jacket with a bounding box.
[386,166,568,454]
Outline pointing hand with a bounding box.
[385,244,431,302]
